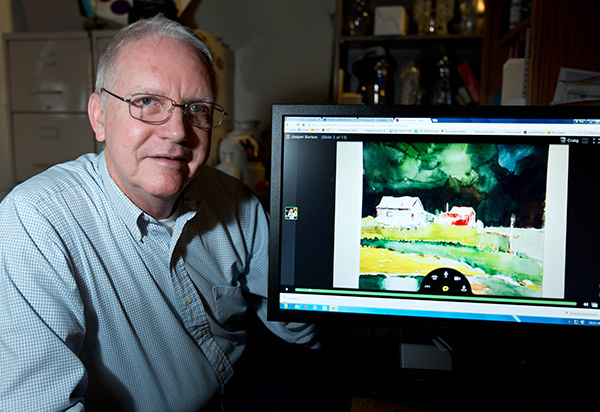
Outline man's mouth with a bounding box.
[152,155,188,163]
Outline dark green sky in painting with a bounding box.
[362,142,550,228]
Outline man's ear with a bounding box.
[88,92,106,143]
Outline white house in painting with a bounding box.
[375,196,430,228]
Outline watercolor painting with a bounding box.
[359,141,550,297]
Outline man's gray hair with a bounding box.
[95,15,216,101]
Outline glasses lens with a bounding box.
[129,94,171,123]
[186,102,224,128]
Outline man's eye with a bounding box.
[132,96,157,107]
[188,103,209,114]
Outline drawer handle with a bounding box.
[38,127,60,140]
[37,52,57,67]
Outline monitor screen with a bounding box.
[268,104,600,332]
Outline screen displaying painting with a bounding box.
[269,104,600,329]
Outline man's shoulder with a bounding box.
[186,166,266,221]
[5,153,103,210]
[194,165,255,198]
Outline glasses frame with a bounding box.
[101,88,227,129]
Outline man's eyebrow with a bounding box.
[129,89,214,102]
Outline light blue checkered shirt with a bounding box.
[0,152,316,411]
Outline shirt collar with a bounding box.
[98,152,147,241]
[98,152,203,241]
[179,172,204,215]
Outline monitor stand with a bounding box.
[400,335,453,371]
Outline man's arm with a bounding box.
[0,194,87,411]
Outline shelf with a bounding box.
[340,34,483,49]
[332,0,486,105]
[481,0,600,105]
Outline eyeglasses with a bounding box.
[101,88,227,129]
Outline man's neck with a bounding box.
[137,195,180,220]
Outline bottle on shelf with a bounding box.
[352,46,397,105]
[215,152,241,179]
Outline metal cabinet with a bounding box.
[12,113,93,181]
[3,32,103,182]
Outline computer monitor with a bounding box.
[268,104,600,337]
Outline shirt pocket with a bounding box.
[211,282,247,326]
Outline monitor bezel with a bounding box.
[268,103,600,338]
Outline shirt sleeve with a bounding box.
[241,195,320,349]
[0,194,87,411]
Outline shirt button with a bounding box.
[196,331,204,339]
[185,297,194,305]
[219,363,226,372]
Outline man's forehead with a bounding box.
[120,36,197,59]
[116,37,207,73]
[112,37,213,96]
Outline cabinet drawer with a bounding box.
[7,37,91,112]
[12,113,95,181]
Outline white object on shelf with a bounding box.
[218,130,258,179]
[501,58,525,105]
[552,67,600,105]
[340,92,363,104]
[374,6,409,36]
[215,152,241,179]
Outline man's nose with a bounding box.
[162,106,188,141]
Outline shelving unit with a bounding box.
[332,0,486,106]
[481,0,600,105]
[334,0,600,106]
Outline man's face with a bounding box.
[89,37,214,216]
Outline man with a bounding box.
[0,15,317,411]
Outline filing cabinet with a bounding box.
[12,113,93,181]
[91,30,118,80]
[3,32,100,182]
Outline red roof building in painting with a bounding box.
[438,206,477,227]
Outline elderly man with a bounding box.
[0,15,317,411]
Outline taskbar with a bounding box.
[279,291,600,327]
[279,302,600,327]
